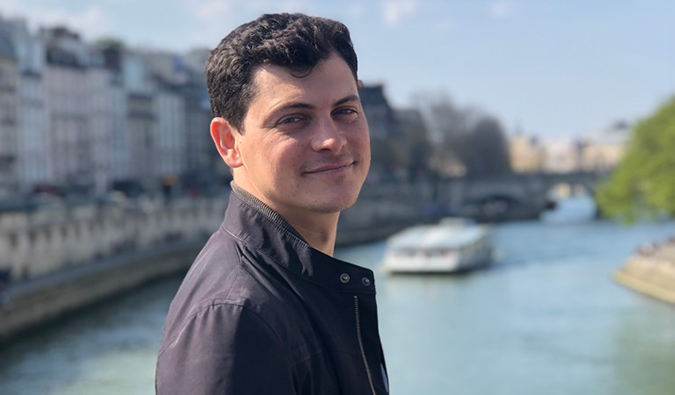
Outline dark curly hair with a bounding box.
[205,13,358,132]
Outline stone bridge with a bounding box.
[434,170,612,221]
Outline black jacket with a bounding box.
[156,186,389,394]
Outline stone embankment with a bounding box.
[614,238,675,305]
[0,197,227,281]
[0,196,228,341]
[0,183,433,341]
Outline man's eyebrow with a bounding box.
[275,95,360,112]
[283,102,314,110]
[334,94,359,106]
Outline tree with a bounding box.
[596,96,675,222]
[392,109,433,178]
[415,92,512,177]
[95,37,124,49]
[463,116,512,176]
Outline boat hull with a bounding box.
[382,219,493,274]
[383,248,492,274]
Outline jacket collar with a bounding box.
[222,183,376,294]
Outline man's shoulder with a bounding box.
[161,226,310,350]
[165,227,269,319]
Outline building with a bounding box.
[0,17,228,197]
[579,121,629,171]
[359,84,399,180]
[41,27,94,190]
[88,46,129,194]
[153,79,186,179]
[180,49,212,177]
[123,50,156,190]
[11,18,49,193]
[509,133,547,173]
[359,84,396,140]
[0,21,19,197]
[393,108,432,178]
[2,17,50,194]
[139,51,194,182]
[98,42,130,187]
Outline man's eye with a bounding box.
[334,108,358,119]
[278,116,304,125]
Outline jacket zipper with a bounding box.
[354,295,377,395]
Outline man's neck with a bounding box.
[283,212,339,256]
[231,182,339,256]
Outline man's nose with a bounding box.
[311,117,346,152]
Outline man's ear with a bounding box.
[357,79,364,88]
[210,117,243,168]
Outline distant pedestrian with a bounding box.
[156,12,388,395]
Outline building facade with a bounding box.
[579,121,629,171]
[153,82,186,179]
[509,133,547,173]
[42,27,93,190]
[0,27,19,196]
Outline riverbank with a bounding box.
[613,239,675,305]
[0,218,415,342]
[0,240,204,342]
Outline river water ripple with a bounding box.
[1,216,675,395]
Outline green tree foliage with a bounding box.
[596,96,675,222]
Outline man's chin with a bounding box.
[306,194,360,214]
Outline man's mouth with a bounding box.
[304,161,354,174]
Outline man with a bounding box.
[156,13,389,394]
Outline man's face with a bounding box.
[229,53,370,219]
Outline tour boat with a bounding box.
[382,218,493,274]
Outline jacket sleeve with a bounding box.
[156,303,296,395]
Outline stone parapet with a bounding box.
[0,197,227,281]
[0,240,204,342]
[0,183,438,341]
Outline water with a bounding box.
[540,194,598,223]
[1,216,675,394]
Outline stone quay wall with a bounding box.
[0,183,436,341]
[0,182,436,282]
[614,239,675,305]
[0,198,227,282]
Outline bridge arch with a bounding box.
[546,181,597,200]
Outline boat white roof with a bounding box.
[387,222,489,250]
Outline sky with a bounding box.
[2,0,674,138]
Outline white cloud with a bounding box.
[381,0,419,26]
[2,2,115,40]
[189,0,238,24]
[50,9,114,38]
[179,0,238,49]
[181,0,318,49]
[184,0,317,30]
[1,0,27,15]
[489,1,516,18]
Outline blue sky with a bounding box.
[2,0,674,137]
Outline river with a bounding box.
[1,200,675,394]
